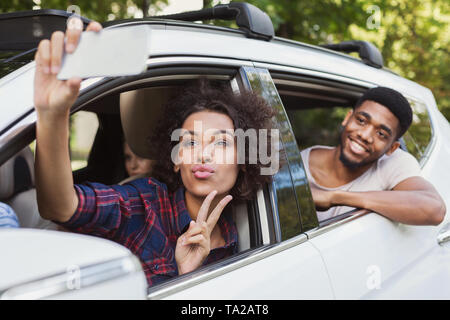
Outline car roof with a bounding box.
[0,6,437,127]
[0,7,428,94]
[108,20,431,100]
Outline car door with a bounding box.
[263,64,450,299]
[306,211,450,299]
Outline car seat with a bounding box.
[119,86,174,160]
[0,146,58,230]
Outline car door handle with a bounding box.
[437,223,450,245]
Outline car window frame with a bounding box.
[263,64,440,238]
[263,64,379,234]
[400,95,436,167]
[138,63,317,298]
[65,60,296,297]
[0,57,288,295]
[240,66,313,240]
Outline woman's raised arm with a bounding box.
[34,18,102,222]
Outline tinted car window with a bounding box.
[242,67,303,240]
[0,50,35,79]
[402,100,433,162]
[242,67,319,236]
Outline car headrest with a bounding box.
[0,146,35,201]
[120,86,176,159]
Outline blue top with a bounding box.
[0,202,19,228]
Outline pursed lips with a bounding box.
[191,164,215,179]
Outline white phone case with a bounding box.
[58,25,149,80]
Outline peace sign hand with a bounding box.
[175,190,233,275]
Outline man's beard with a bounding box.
[339,142,376,169]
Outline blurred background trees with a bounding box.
[243,0,450,121]
[1,0,448,120]
[0,0,169,21]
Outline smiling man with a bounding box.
[301,86,446,225]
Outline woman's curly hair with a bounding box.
[151,79,276,201]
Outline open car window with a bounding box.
[67,65,287,293]
[69,111,99,172]
[271,71,370,228]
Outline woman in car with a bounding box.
[33,20,275,286]
[121,140,154,183]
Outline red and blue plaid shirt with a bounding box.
[58,177,238,287]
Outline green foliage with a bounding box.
[0,0,169,21]
[244,0,368,42]
[242,0,450,121]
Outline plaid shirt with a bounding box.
[58,177,238,287]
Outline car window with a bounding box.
[69,111,99,171]
[0,50,35,79]
[68,67,285,290]
[2,62,312,296]
[271,72,368,228]
[271,74,363,150]
[242,67,318,237]
[286,106,351,150]
[402,99,433,163]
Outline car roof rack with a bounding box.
[104,2,275,41]
[0,9,91,51]
[159,2,274,41]
[320,40,384,69]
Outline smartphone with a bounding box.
[57,25,149,80]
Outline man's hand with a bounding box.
[175,191,232,275]
[34,18,102,117]
[310,184,335,211]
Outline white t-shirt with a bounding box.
[301,145,422,222]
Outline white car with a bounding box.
[0,3,449,300]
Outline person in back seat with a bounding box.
[0,202,19,228]
[302,86,446,225]
[123,140,154,181]
[32,19,275,287]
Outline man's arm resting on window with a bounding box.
[312,177,446,226]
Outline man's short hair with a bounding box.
[355,86,412,139]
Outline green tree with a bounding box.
[213,0,450,121]
[367,0,450,121]
[0,0,169,21]
[203,0,213,9]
